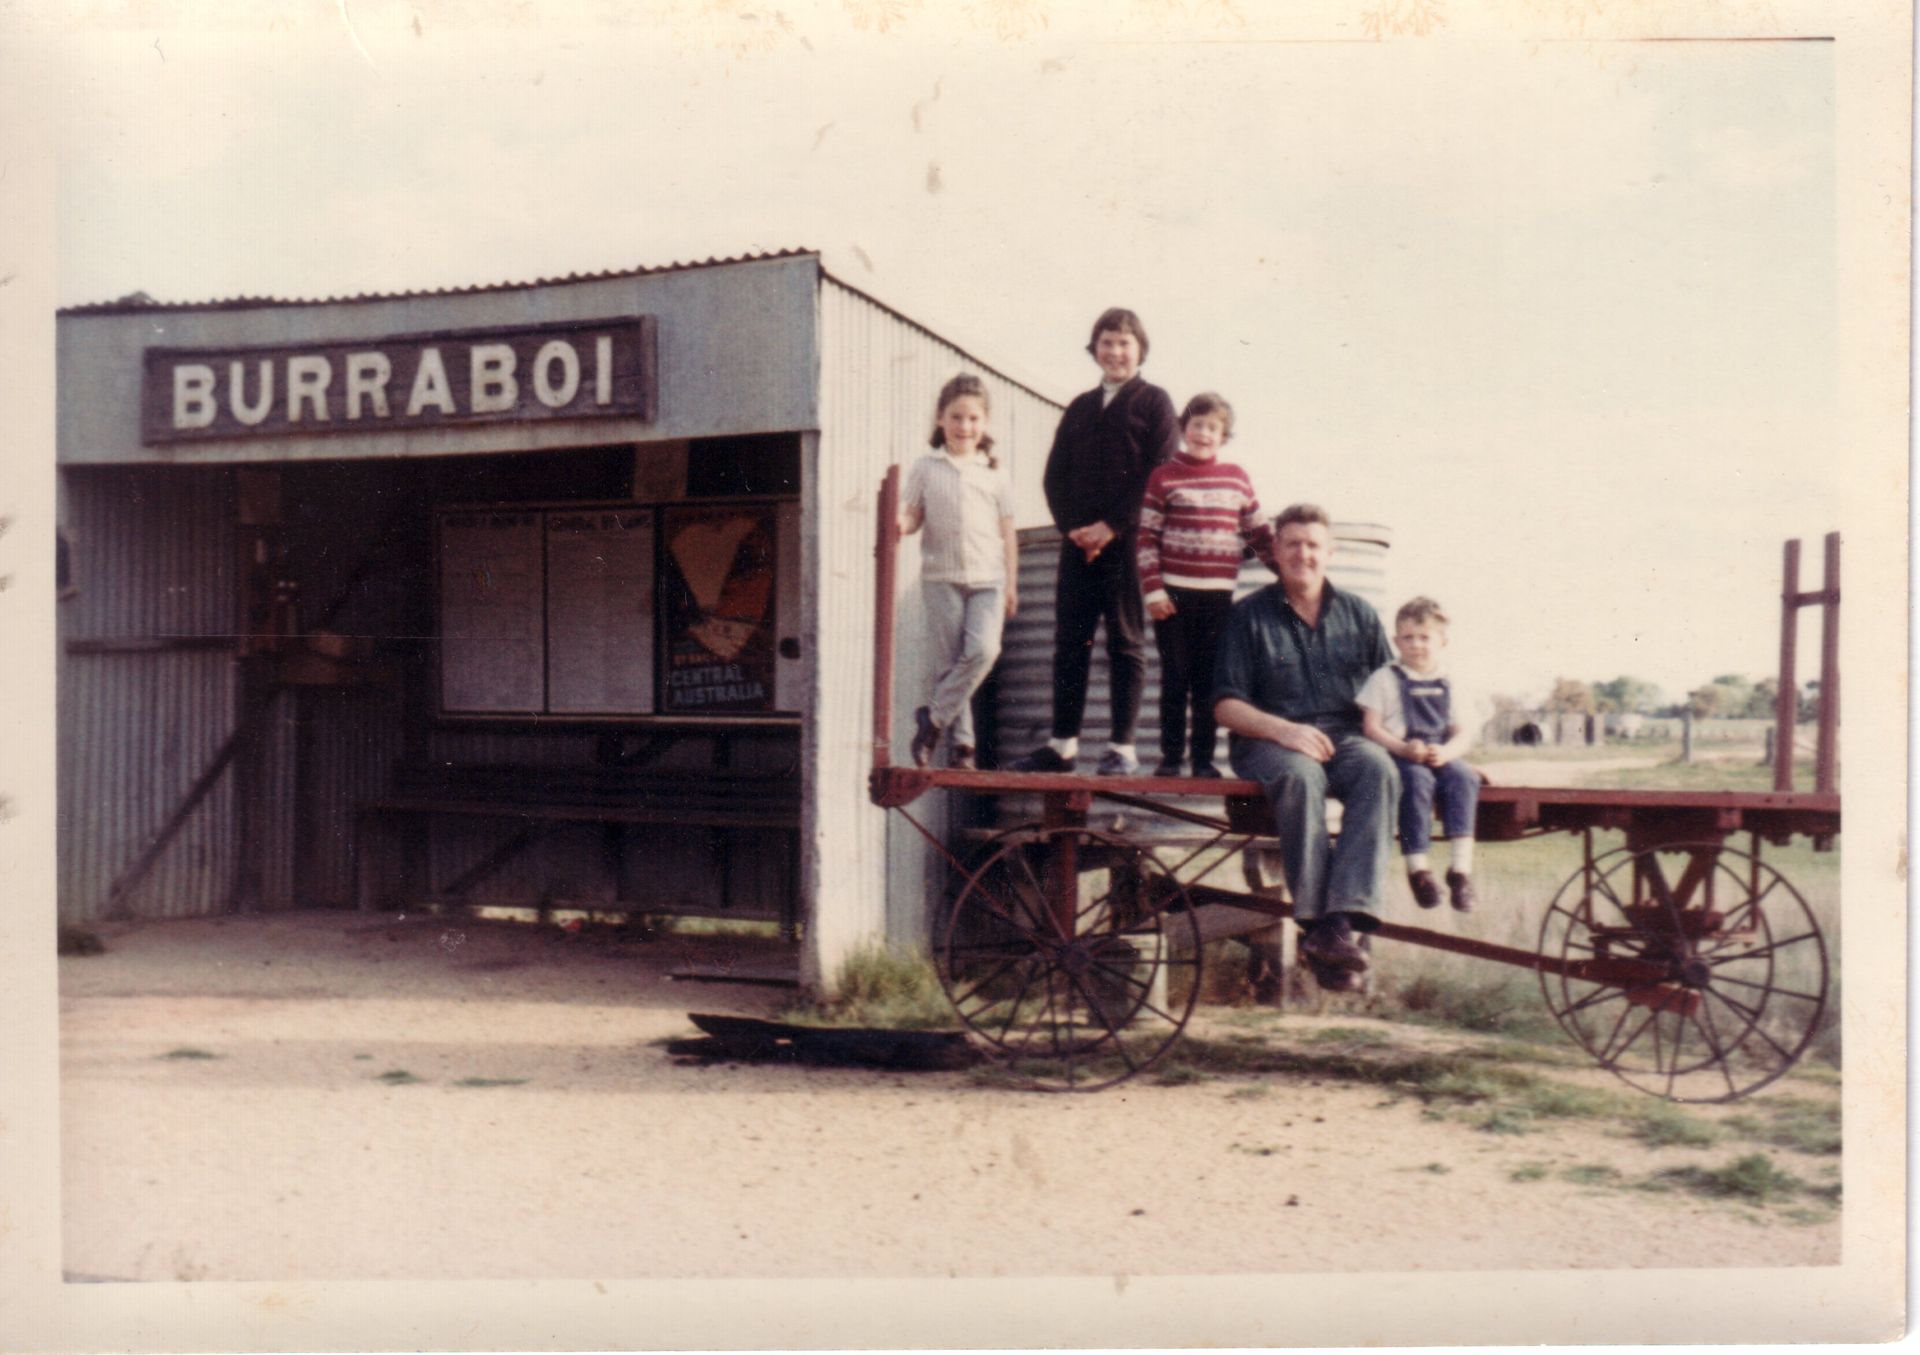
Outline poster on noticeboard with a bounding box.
[658,501,779,715]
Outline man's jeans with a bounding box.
[1231,733,1399,926]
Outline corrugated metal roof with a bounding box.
[58,247,821,316]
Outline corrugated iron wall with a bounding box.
[57,466,243,921]
[992,523,1396,773]
[810,278,1064,987]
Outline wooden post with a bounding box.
[1815,531,1840,793]
[872,466,902,770]
[1773,538,1801,791]
[1680,710,1693,763]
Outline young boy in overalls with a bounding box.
[1357,597,1480,911]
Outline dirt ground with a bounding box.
[59,910,1840,1283]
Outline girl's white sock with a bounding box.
[1048,737,1079,759]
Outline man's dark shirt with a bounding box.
[1212,580,1392,739]
[1040,376,1180,534]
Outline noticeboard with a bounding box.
[436,499,795,720]
[659,503,779,715]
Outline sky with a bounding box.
[40,0,1841,708]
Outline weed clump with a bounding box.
[1631,1105,1720,1149]
[788,943,956,1030]
[1724,1097,1841,1156]
[1651,1153,1807,1204]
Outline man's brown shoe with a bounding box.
[1299,914,1370,973]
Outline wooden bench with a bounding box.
[354,762,801,935]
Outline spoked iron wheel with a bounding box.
[1538,841,1830,1102]
[940,824,1203,1091]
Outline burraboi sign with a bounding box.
[142,316,657,445]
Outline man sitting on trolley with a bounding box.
[1212,503,1399,992]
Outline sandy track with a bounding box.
[59,913,1839,1283]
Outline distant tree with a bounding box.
[1592,675,1662,715]
[1745,676,1781,720]
[1688,674,1755,719]
[1798,680,1825,724]
[1544,678,1595,714]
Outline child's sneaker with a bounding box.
[1152,758,1183,778]
[1191,763,1223,778]
[1446,870,1477,913]
[910,707,941,768]
[1408,869,1443,909]
[950,745,977,771]
[1096,748,1140,776]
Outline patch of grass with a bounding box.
[1516,1081,1622,1121]
[1509,1162,1550,1182]
[1421,1162,1451,1175]
[1630,1105,1721,1149]
[1723,1097,1840,1156]
[159,1048,220,1060]
[1386,971,1563,1043]
[454,1076,528,1088]
[375,1069,424,1085]
[1782,1206,1836,1225]
[1477,1107,1534,1135]
[1151,1063,1207,1086]
[783,942,955,1030]
[1302,1025,1394,1047]
[1650,1153,1806,1204]
[1562,1164,1624,1187]
[1230,1142,1283,1157]
[1225,1085,1271,1101]
[352,1053,372,1061]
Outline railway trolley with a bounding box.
[866,469,1842,1100]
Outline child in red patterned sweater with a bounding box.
[1136,392,1273,777]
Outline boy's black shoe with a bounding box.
[1299,913,1369,972]
[1192,763,1223,778]
[910,707,941,768]
[1095,748,1140,776]
[1152,759,1183,778]
[950,745,977,771]
[1006,746,1074,774]
[1408,870,1443,909]
[1447,870,1477,913]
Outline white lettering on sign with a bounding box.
[346,352,392,419]
[145,318,653,444]
[173,364,217,429]
[287,355,332,422]
[533,339,580,408]
[407,348,456,417]
[230,360,273,426]
[470,343,518,414]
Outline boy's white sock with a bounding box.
[1109,743,1136,761]
[1450,838,1475,873]
[1048,737,1079,759]
[1407,852,1432,873]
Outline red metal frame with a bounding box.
[867,471,1840,1020]
[1773,531,1841,794]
